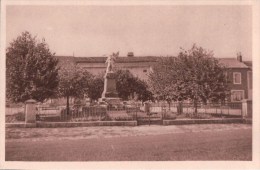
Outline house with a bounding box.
[56,53,252,102]
[218,56,251,102]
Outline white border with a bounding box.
[1,0,256,6]
[1,0,260,170]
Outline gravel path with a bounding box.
[6,124,251,142]
[6,126,252,161]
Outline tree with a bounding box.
[58,64,93,114]
[148,57,183,103]
[115,70,153,101]
[131,77,153,102]
[6,31,59,103]
[149,44,230,114]
[86,70,153,102]
[88,73,104,101]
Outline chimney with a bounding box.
[237,52,242,62]
[127,52,134,57]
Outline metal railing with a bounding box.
[35,101,243,122]
[148,102,243,119]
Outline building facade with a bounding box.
[218,58,251,102]
[56,53,252,102]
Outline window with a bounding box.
[233,72,241,84]
[231,90,244,102]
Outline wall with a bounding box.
[247,71,252,100]
[77,63,106,75]
[228,68,249,100]
[77,61,154,80]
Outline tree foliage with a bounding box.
[88,72,104,101]
[148,57,181,103]
[6,31,59,103]
[57,63,93,114]
[149,44,230,109]
[87,70,153,102]
[131,77,153,102]
[58,67,92,99]
[115,70,153,101]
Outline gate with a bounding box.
[134,102,165,125]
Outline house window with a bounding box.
[233,72,241,84]
[231,90,244,102]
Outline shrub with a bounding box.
[163,111,177,120]
[185,113,213,119]
[113,117,134,121]
[15,112,25,121]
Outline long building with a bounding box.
[56,52,252,102]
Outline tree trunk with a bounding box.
[167,100,171,111]
[66,95,70,115]
[178,101,183,114]
[194,99,198,116]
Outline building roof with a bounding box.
[55,56,75,65]
[55,56,250,69]
[74,56,158,63]
[218,58,249,69]
[243,61,252,69]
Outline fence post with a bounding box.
[162,102,167,120]
[25,99,37,127]
[242,99,252,118]
[144,102,150,114]
[135,105,138,121]
[144,102,150,126]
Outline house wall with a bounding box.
[77,62,106,75]
[228,68,249,101]
[116,63,152,80]
[76,61,154,80]
[247,71,252,100]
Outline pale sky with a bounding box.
[6,5,252,60]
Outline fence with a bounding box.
[5,106,25,123]
[5,101,244,123]
[149,102,243,118]
[5,106,25,115]
[64,106,107,121]
[36,104,139,122]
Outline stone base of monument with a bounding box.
[100,71,125,111]
[99,97,121,103]
[102,72,118,96]
[99,97,124,111]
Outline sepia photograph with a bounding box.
[1,0,260,169]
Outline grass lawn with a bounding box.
[6,128,252,161]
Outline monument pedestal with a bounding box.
[99,72,122,107]
[101,72,119,98]
[99,52,124,111]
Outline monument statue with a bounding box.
[105,52,119,73]
[100,52,120,101]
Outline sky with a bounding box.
[6,5,252,60]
